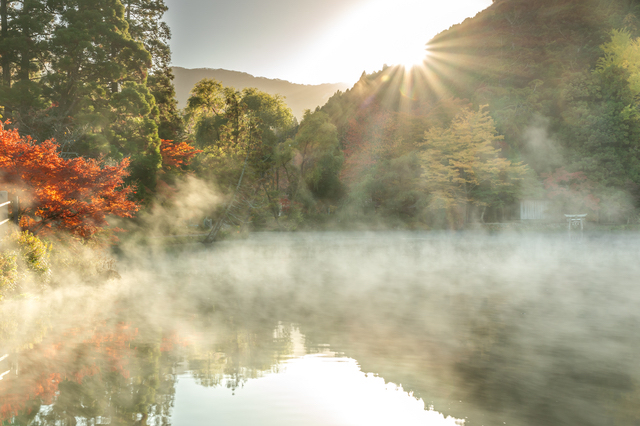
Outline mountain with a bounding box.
[172,67,350,120]
[312,0,640,224]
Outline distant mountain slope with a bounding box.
[306,0,640,224]
[427,0,621,94]
[320,0,640,161]
[172,67,350,120]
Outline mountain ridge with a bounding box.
[172,66,350,120]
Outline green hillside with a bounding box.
[305,0,640,227]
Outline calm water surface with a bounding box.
[1,232,639,425]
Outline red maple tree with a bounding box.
[341,103,395,184]
[543,167,601,213]
[0,123,139,239]
[0,322,139,422]
[160,139,201,171]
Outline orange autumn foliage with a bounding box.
[0,123,139,239]
[160,139,201,171]
[0,322,139,422]
[341,103,395,184]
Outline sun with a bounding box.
[394,42,429,70]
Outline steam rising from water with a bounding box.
[523,115,563,172]
[2,232,640,425]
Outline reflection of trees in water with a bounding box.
[1,284,294,425]
[0,318,179,426]
[163,236,640,426]
[4,235,640,426]
[187,321,293,394]
[273,237,640,426]
[296,278,640,426]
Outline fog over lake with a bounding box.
[1,232,639,425]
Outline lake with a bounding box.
[1,232,639,425]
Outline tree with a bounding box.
[0,0,175,201]
[0,123,138,239]
[554,31,640,209]
[7,0,163,201]
[542,167,600,216]
[418,106,527,227]
[292,110,342,203]
[339,102,432,222]
[596,29,640,97]
[160,139,201,172]
[0,0,57,126]
[184,79,296,237]
[123,0,183,140]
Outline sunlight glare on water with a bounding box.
[171,327,463,426]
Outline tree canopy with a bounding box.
[0,123,138,239]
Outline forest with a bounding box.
[2,0,640,296]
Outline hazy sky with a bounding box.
[163,0,492,85]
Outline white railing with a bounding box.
[0,200,10,227]
[0,353,9,380]
[0,190,18,232]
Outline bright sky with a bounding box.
[163,0,492,85]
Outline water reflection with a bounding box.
[1,232,639,425]
[173,326,463,426]
[0,319,177,425]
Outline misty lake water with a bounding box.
[1,232,639,425]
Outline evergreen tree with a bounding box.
[124,0,183,140]
[0,0,181,203]
[50,0,161,198]
[0,0,56,124]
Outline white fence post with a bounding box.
[0,353,9,381]
[0,191,9,235]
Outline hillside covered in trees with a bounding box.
[304,0,640,227]
[187,0,640,231]
[3,0,640,248]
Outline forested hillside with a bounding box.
[300,0,640,227]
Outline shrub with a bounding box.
[0,250,18,300]
[0,231,52,297]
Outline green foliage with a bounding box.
[418,106,528,226]
[556,40,640,193]
[148,68,184,140]
[124,0,183,140]
[10,230,51,277]
[185,78,298,234]
[0,249,18,299]
[185,78,225,137]
[337,102,428,221]
[596,29,640,96]
[0,0,176,201]
[293,110,343,203]
[307,0,640,227]
[0,230,52,297]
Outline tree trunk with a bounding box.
[262,182,282,229]
[203,156,248,244]
[1,0,10,88]
[18,1,30,83]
